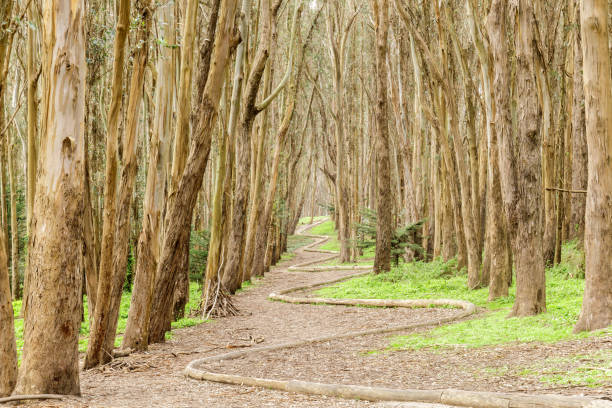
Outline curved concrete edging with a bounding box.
[185,222,611,408]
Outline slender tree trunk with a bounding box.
[148,0,239,343]
[243,66,272,281]
[371,0,391,273]
[123,2,174,351]
[485,0,513,300]
[571,5,587,245]
[8,136,18,299]
[0,227,16,396]
[250,65,307,280]
[83,133,98,322]
[102,0,152,359]
[26,0,38,235]
[0,0,14,299]
[15,0,86,393]
[202,122,229,315]
[223,0,297,292]
[326,2,357,263]
[574,0,612,332]
[84,0,130,369]
[537,62,556,267]
[168,0,200,321]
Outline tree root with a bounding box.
[202,281,239,319]
[0,394,68,404]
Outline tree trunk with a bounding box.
[571,5,587,245]
[15,0,86,393]
[371,0,391,273]
[484,0,513,300]
[223,0,297,292]
[574,0,612,332]
[26,0,38,236]
[243,66,272,281]
[0,227,16,396]
[168,0,200,321]
[123,2,174,351]
[84,0,130,369]
[8,136,18,300]
[102,0,152,359]
[496,0,546,317]
[0,0,14,300]
[148,0,238,343]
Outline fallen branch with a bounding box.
[0,394,66,404]
[545,187,587,194]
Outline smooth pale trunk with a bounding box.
[574,0,612,332]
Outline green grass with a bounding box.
[477,349,612,389]
[309,220,340,252]
[13,281,205,360]
[309,220,376,260]
[298,215,328,225]
[316,242,611,350]
[286,234,315,253]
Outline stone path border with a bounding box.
[185,222,612,408]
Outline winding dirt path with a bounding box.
[32,220,610,407]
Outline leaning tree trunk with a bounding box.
[371,0,392,274]
[574,0,612,332]
[15,0,86,393]
[222,0,297,293]
[249,67,303,280]
[148,0,239,344]
[0,227,16,396]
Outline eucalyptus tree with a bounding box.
[574,0,612,332]
[15,0,86,393]
[371,0,392,273]
[84,0,131,369]
[123,1,175,351]
[148,0,239,343]
[496,0,546,316]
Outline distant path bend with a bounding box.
[185,220,610,408]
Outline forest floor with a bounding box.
[27,221,611,408]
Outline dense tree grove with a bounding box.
[0,0,610,398]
